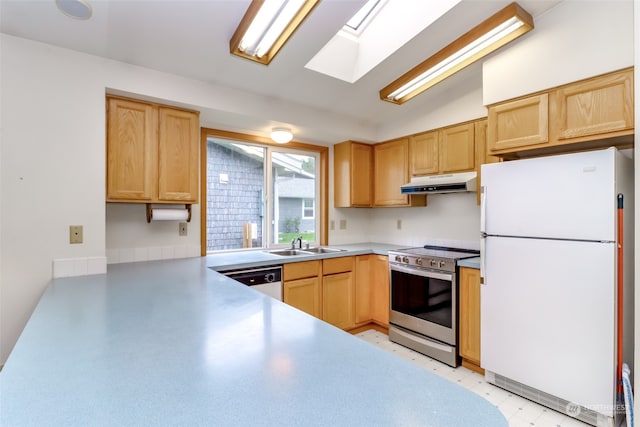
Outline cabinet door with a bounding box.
[354,255,371,324]
[334,141,372,207]
[351,143,373,206]
[487,93,549,152]
[459,267,481,366]
[409,131,438,176]
[283,277,321,318]
[323,272,354,329]
[552,68,633,141]
[158,107,199,202]
[373,139,409,206]
[107,98,158,201]
[371,255,389,326]
[439,123,475,173]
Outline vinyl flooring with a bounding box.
[355,329,592,427]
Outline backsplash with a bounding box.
[329,192,480,249]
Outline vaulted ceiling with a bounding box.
[0,0,561,145]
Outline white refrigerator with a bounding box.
[480,147,634,426]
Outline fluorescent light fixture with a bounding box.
[270,127,293,144]
[230,0,319,65]
[380,2,533,104]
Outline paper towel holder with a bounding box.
[146,204,192,223]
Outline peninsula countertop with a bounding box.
[1,248,506,426]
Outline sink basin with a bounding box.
[268,249,311,256]
[302,247,345,253]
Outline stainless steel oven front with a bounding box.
[388,258,458,367]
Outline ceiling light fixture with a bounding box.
[230,0,320,65]
[380,2,533,105]
[270,127,293,144]
[56,0,92,20]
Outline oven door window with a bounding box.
[391,269,452,328]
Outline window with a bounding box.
[202,130,326,253]
[302,199,314,219]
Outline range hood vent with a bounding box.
[401,172,477,195]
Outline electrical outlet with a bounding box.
[179,222,188,236]
[330,220,335,230]
[339,219,347,230]
[397,219,402,230]
[69,225,83,244]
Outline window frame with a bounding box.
[200,127,328,255]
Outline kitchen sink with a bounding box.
[267,247,346,256]
[302,247,346,253]
[268,249,311,256]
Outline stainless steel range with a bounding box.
[388,245,479,367]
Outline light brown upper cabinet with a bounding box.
[487,94,549,152]
[409,131,438,176]
[410,122,476,177]
[334,141,373,207]
[107,96,200,203]
[488,67,633,158]
[374,138,426,207]
[551,68,633,142]
[439,123,476,173]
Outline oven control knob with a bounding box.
[402,256,409,264]
[430,259,437,267]
[438,260,446,268]
[415,258,423,266]
[395,255,402,262]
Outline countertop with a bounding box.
[0,246,506,426]
[458,256,481,269]
[206,242,406,271]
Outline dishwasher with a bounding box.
[223,266,282,301]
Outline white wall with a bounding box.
[483,0,634,105]
[0,33,377,364]
[1,37,108,364]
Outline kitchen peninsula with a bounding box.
[0,252,506,426]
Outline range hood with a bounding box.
[400,172,477,194]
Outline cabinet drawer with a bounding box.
[323,256,354,275]
[283,260,321,281]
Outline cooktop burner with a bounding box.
[388,245,479,272]
[396,245,479,259]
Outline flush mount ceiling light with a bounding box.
[270,127,293,144]
[230,0,320,65]
[56,0,92,20]
[380,2,533,105]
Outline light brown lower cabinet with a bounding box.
[371,255,389,326]
[283,261,322,318]
[354,255,372,324]
[459,267,482,373]
[283,255,388,331]
[322,272,355,329]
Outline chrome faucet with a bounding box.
[291,236,303,249]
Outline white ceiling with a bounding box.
[0,0,561,145]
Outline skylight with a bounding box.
[344,0,382,32]
[305,0,461,84]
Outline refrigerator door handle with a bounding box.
[480,237,486,284]
[480,186,487,235]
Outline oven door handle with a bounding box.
[390,264,453,282]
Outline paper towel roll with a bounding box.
[150,208,190,221]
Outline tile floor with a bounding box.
[355,329,591,427]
